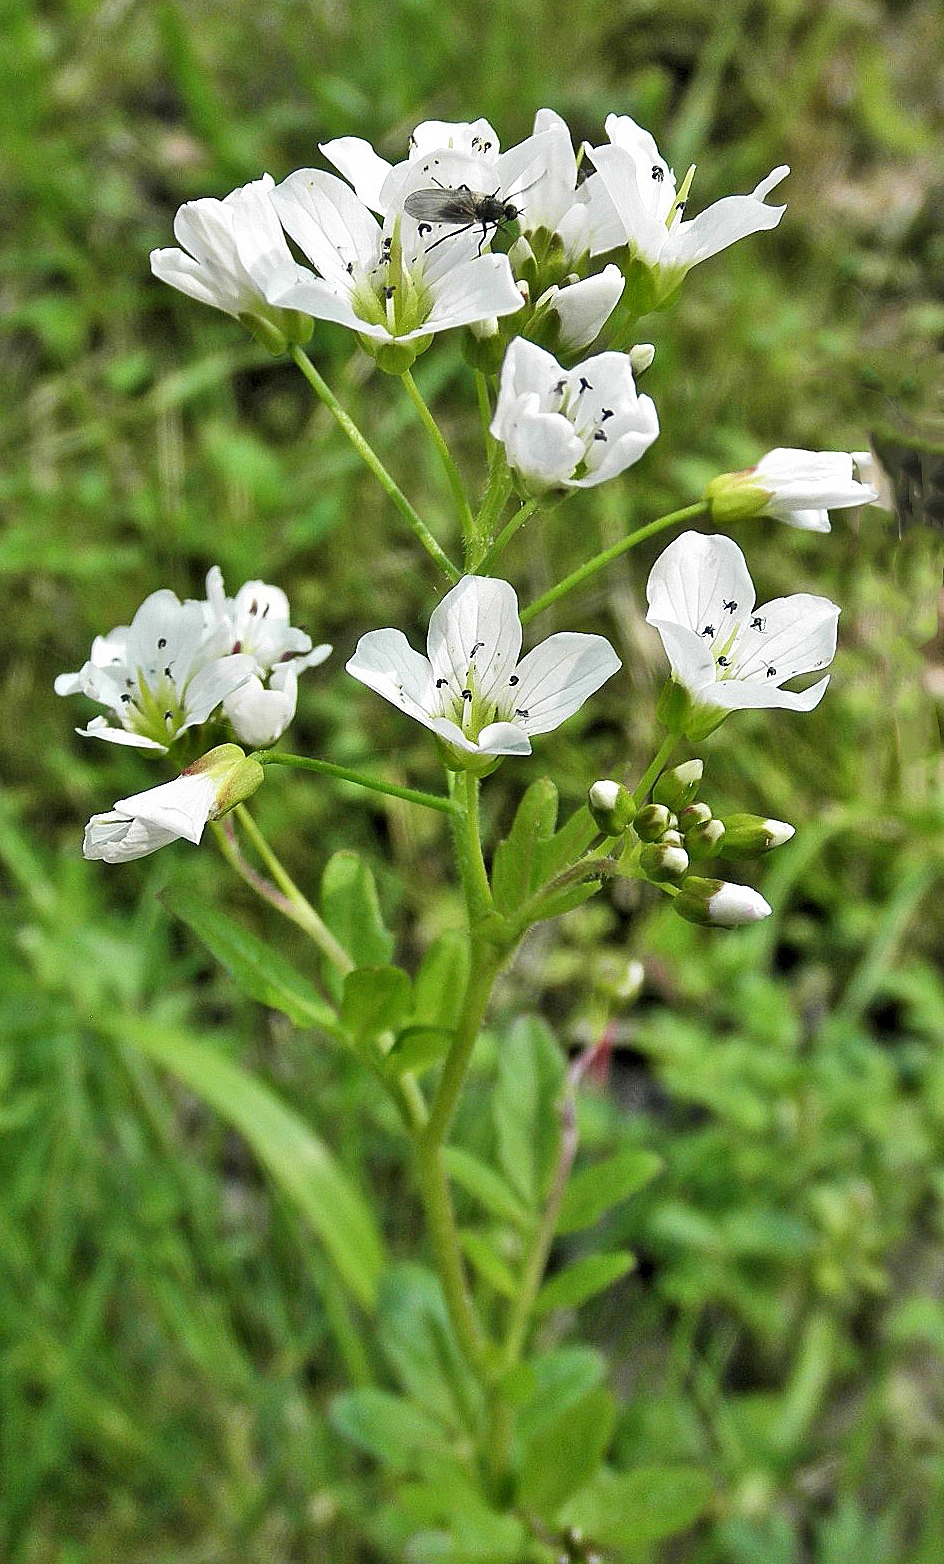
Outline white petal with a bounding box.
[264,269,368,331]
[224,671,296,748]
[229,176,295,289]
[114,773,219,845]
[320,136,394,212]
[574,398,659,485]
[773,507,831,533]
[548,266,624,354]
[702,675,831,713]
[646,619,717,694]
[671,168,788,269]
[346,628,438,733]
[150,247,239,314]
[509,633,621,734]
[473,720,533,755]
[181,653,256,728]
[502,398,585,490]
[646,532,755,639]
[76,718,167,752]
[706,882,772,926]
[585,143,671,265]
[272,170,382,285]
[83,812,181,863]
[426,253,525,333]
[427,577,523,705]
[730,594,839,684]
[493,337,561,418]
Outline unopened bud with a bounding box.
[675,876,772,927]
[653,759,703,811]
[722,813,796,855]
[678,801,712,832]
[686,818,726,858]
[640,842,689,883]
[588,779,636,835]
[635,802,672,841]
[629,343,655,376]
[661,828,684,848]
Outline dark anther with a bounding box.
[164,665,172,677]
[717,655,730,667]
[578,376,592,393]
[232,640,241,653]
[723,598,737,612]
[509,674,519,685]
[157,637,167,649]
[385,285,396,299]
[120,693,131,702]
[515,707,529,718]
[436,678,448,688]
[471,641,484,656]
[164,710,173,720]
[462,688,473,701]
[766,666,777,678]
[701,624,715,638]
[249,599,258,615]
[593,429,607,441]
[676,200,687,214]
[751,616,766,631]
[345,261,354,274]
[601,407,614,420]
[651,166,664,182]
[553,378,567,395]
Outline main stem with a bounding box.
[520,501,708,623]
[290,346,460,583]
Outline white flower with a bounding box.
[150,176,307,344]
[262,165,523,357]
[706,447,879,532]
[586,114,788,289]
[646,532,839,734]
[55,590,255,753]
[203,567,331,747]
[490,338,659,493]
[525,264,625,356]
[82,745,264,864]
[345,575,621,770]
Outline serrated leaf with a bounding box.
[162,885,339,1032]
[494,1016,565,1208]
[458,1229,518,1299]
[443,1146,530,1228]
[340,964,411,1043]
[320,852,393,1000]
[330,1389,450,1472]
[386,1024,453,1077]
[121,1017,383,1310]
[534,1251,635,1315]
[558,1464,714,1546]
[491,778,559,915]
[412,931,470,1031]
[518,1385,617,1517]
[557,1149,663,1235]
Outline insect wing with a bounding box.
[404,187,479,224]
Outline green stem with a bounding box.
[401,368,476,542]
[450,770,493,925]
[230,806,354,974]
[259,750,457,815]
[478,493,544,572]
[473,369,494,449]
[632,733,680,806]
[290,346,460,583]
[520,501,708,624]
[468,457,514,571]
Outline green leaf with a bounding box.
[534,803,598,884]
[558,1464,714,1546]
[340,965,411,1043]
[518,1385,617,1517]
[120,1017,384,1311]
[508,1346,608,1444]
[491,778,559,915]
[330,1389,450,1472]
[412,931,470,1031]
[557,1148,663,1235]
[162,885,339,1032]
[386,1025,453,1078]
[458,1230,518,1299]
[378,1264,481,1431]
[443,1146,530,1228]
[534,1252,635,1315]
[493,1016,564,1208]
[320,851,393,1000]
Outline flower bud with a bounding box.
[661,828,684,849]
[629,343,656,377]
[653,759,703,811]
[640,842,689,883]
[635,802,673,841]
[722,813,795,855]
[677,801,713,833]
[685,818,726,858]
[675,876,772,927]
[588,779,636,835]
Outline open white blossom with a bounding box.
[646,532,839,735]
[150,176,309,346]
[83,745,264,864]
[490,338,659,492]
[707,448,879,531]
[586,114,788,295]
[346,575,621,770]
[203,568,331,748]
[55,590,255,753]
[262,163,523,361]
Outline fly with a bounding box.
[404,179,527,254]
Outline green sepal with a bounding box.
[656,677,696,734]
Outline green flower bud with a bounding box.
[722,813,796,855]
[675,876,771,927]
[635,802,673,841]
[588,779,636,835]
[640,842,689,883]
[685,818,726,858]
[678,801,712,832]
[653,760,703,810]
[628,343,655,376]
[661,829,684,848]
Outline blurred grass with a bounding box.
[2,0,944,1557]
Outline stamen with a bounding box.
[508,674,519,686]
[157,637,167,649]
[515,707,529,718]
[470,641,484,656]
[701,624,716,638]
[578,377,592,393]
[593,430,607,441]
[462,689,473,701]
[651,166,664,182]
[601,407,614,421]
[766,666,777,678]
[751,616,766,631]
[436,678,448,688]
[723,599,738,612]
